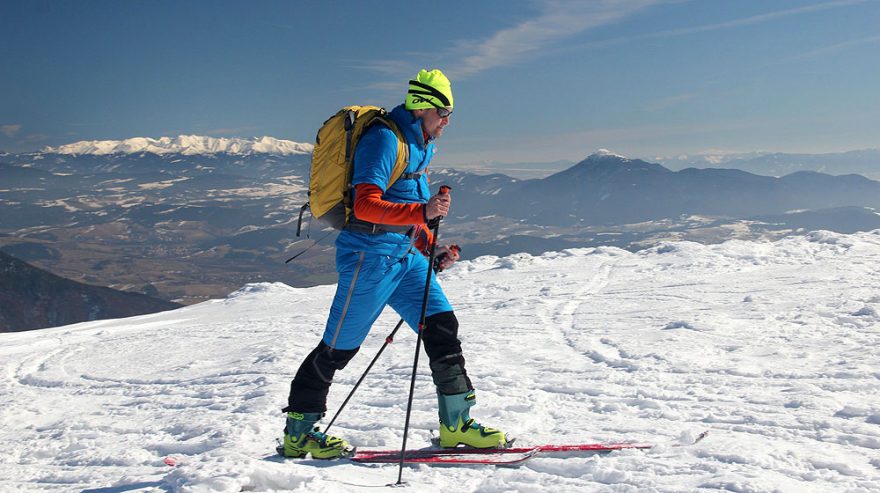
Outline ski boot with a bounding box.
[281,412,352,459]
[438,391,509,449]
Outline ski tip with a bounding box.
[495,447,540,467]
[520,446,540,458]
[672,430,710,448]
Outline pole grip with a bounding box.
[427,185,452,229]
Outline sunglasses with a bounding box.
[424,99,452,118]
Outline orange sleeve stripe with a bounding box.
[353,183,426,226]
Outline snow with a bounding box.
[2,231,880,492]
[593,148,628,159]
[41,136,313,156]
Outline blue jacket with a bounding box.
[335,104,436,257]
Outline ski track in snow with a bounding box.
[2,231,880,492]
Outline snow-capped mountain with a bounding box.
[2,231,879,491]
[42,135,314,156]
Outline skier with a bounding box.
[281,69,509,459]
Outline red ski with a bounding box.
[353,441,649,462]
[351,447,540,466]
[353,431,708,465]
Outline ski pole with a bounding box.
[324,244,460,435]
[396,185,450,485]
[324,319,404,434]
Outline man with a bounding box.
[281,69,508,459]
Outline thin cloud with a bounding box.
[1,124,22,138]
[355,0,663,83]
[643,92,700,112]
[355,0,870,95]
[21,133,48,144]
[565,0,871,51]
[646,0,869,38]
[351,59,417,77]
[780,34,880,63]
[448,0,662,79]
[360,81,407,92]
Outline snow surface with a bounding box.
[2,231,880,492]
[41,136,313,156]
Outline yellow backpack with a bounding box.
[298,106,409,234]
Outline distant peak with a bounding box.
[42,135,314,156]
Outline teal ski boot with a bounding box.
[281,412,352,459]
[437,391,509,448]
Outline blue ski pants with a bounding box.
[322,248,453,350]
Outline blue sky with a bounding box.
[1,0,878,164]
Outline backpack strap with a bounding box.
[343,114,417,235]
[373,115,411,188]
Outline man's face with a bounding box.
[415,107,451,139]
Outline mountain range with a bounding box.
[431,152,880,225]
[653,148,880,179]
[450,148,880,180]
[2,136,880,313]
[492,153,880,226]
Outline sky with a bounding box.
[1,0,879,165]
